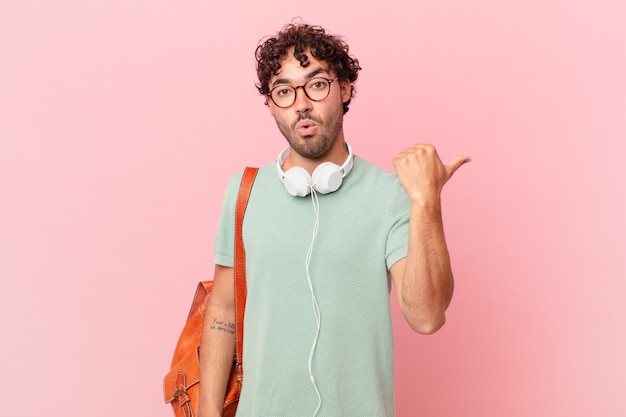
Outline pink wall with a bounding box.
[1,1,625,416]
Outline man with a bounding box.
[199,23,470,417]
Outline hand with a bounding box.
[392,144,470,206]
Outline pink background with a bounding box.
[1,1,625,416]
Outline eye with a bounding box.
[274,87,293,97]
[309,80,327,90]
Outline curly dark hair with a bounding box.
[255,23,362,114]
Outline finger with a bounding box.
[445,156,471,178]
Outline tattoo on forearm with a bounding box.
[209,317,235,335]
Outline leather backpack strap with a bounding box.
[234,167,258,383]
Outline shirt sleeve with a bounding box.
[213,171,243,267]
[385,180,411,270]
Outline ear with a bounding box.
[267,98,276,117]
[340,79,352,103]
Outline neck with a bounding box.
[284,139,350,175]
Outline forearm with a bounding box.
[399,201,454,334]
[198,302,236,417]
[391,143,468,334]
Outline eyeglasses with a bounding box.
[267,77,337,108]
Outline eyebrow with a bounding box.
[271,67,328,88]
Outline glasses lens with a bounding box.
[271,86,296,108]
[304,78,331,101]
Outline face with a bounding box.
[267,50,351,160]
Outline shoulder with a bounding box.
[349,157,410,213]
[224,162,275,191]
[348,156,403,193]
[222,163,284,206]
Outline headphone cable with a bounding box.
[305,186,322,417]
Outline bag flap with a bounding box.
[163,346,201,403]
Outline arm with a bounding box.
[390,144,470,335]
[198,265,236,417]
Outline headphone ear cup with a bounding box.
[283,166,312,197]
[312,162,343,194]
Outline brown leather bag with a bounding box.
[163,167,258,417]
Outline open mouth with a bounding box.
[297,120,314,129]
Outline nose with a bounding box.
[293,85,312,113]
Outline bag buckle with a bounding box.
[173,373,194,417]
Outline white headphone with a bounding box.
[276,143,354,197]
